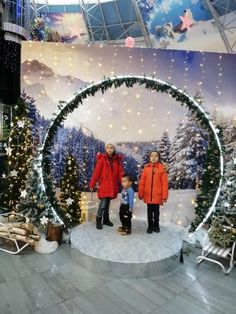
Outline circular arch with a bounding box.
[38,75,224,231]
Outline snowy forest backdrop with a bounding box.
[21,43,236,194]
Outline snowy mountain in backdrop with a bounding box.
[21,60,88,117]
[116,140,160,162]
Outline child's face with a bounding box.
[150,152,159,164]
[121,177,132,188]
[105,144,115,156]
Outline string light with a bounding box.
[183,50,190,90]
[213,54,223,122]
[197,51,206,102]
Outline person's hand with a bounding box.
[90,187,93,192]
[163,163,169,172]
[162,199,167,203]
[138,196,143,200]
[129,208,133,213]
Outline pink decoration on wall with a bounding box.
[179,15,193,31]
[125,37,135,48]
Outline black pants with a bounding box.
[119,204,132,230]
[147,204,160,226]
[97,198,111,218]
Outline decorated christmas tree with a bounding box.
[16,154,51,222]
[190,127,223,231]
[204,118,236,244]
[60,155,81,226]
[0,98,33,211]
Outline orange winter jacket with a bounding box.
[138,162,168,204]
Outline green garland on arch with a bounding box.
[40,75,223,229]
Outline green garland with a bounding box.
[41,76,223,229]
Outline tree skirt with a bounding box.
[70,220,186,263]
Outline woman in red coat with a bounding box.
[90,142,124,230]
[138,150,168,234]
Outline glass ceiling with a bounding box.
[33,0,112,4]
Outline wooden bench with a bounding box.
[196,232,236,274]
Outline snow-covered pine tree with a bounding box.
[51,127,68,185]
[75,127,86,188]
[123,155,139,191]
[215,156,236,216]
[85,135,97,190]
[168,112,208,189]
[223,118,236,163]
[60,155,81,226]
[159,131,171,163]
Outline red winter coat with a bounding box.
[138,162,168,205]
[89,153,124,199]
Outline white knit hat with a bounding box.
[105,141,116,149]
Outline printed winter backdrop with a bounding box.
[21,42,236,225]
[137,0,236,52]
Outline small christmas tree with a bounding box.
[60,155,81,226]
[16,154,51,222]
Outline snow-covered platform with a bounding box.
[70,219,186,278]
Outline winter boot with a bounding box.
[153,223,160,233]
[147,222,153,234]
[103,214,113,226]
[96,217,103,230]
[117,226,125,232]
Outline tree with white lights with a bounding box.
[60,155,81,226]
[0,97,33,211]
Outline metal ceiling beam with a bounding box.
[205,0,236,53]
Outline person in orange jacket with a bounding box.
[138,150,168,234]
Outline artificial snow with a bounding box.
[70,219,185,263]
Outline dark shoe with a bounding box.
[147,223,153,234]
[96,217,103,230]
[117,226,125,232]
[153,224,160,233]
[121,228,132,235]
[103,215,113,227]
